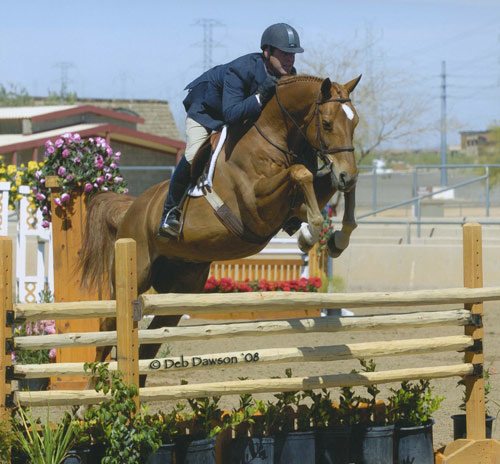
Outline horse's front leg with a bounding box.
[327,188,357,258]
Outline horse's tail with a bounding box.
[79,192,134,292]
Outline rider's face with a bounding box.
[267,49,295,76]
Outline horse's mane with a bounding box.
[277,74,323,87]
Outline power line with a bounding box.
[193,19,223,71]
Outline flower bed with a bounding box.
[203,277,322,293]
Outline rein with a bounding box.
[254,85,355,173]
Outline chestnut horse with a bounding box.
[80,74,361,386]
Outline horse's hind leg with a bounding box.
[138,257,211,387]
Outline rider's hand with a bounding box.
[257,76,277,106]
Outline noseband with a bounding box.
[254,85,355,173]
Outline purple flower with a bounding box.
[106,147,113,156]
[74,157,81,165]
[105,173,113,181]
[35,193,46,201]
[72,133,81,141]
[94,156,104,169]
[110,162,117,169]
[42,206,49,213]
[54,197,62,207]
[60,193,71,203]
[114,151,121,160]
[65,174,74,182]
[42,220,50,228]
[35,170,42,179]
[43,321,56,334]
[46,146,55,155]
[114,176,123,183]
[49,348,56,359]
[57,166,66,177]
[95,176,104,185]
[84,182,93,193]
[62,148,70,158]
[55,138,64,148]
[45,140,54,148]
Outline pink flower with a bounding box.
[49,348,56,359]
[72,133,81,141]
[54,197,62,207]
[46,146,55,155]
[65,174,74,182]
[57,166,66,177]
[35,170,42,179]
[106,147,113,156]
[110,162,117,169]
[74,157,81,164]
[35,193,46,201]
[55,138,64,148]
[62,149,70,158]
[105,173,113,181]
[42,220,50,228]
[95,176,104,185]
[114,176,123,183]
[43,321,56,334]
[114,151,121,160]
[60,193,71,203]
[84,182,93,193]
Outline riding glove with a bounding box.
[257,76,278,106]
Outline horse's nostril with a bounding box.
[339,171,348,185]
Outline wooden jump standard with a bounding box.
[1,223,500,463]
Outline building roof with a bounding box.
[33,97,182,140]
[0,104,144,124]
[0,122,185,155]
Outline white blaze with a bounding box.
[342,103,354,120]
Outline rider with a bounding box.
[158,22,304,238]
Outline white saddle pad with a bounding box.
[188,126,227,197]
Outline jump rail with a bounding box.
[1,223,499,463]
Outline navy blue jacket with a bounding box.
[183,53,270,131]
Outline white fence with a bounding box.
[0,183,54,304]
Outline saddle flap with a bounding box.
[190,131,222,182]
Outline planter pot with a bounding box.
[274,430,315,464]
[62,444,105,464]
[18,377,49,391]
[315,426,351,464]
[350,424,394,464]
[395,420,434,464]
[176,436,216,464]
[451,414,494,440]
[147,443,175,464]
[229,436,274,463]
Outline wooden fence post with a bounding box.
[115,239,139,408]
[462,223,485,440]
[0,238,13,426]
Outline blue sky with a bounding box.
[1,0,499,149]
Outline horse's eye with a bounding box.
[322,120,333,131]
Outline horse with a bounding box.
[79,74,361,387]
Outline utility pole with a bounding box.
[194,19,223,71]
[53,62,75,101]
[440,60,448,186]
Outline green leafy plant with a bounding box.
[0,419,15,463]
[358,359,386,425]
[13,408,76,464]
[337,382,363,426]
[181,380,229,439]
[251,400,281,437]
[303,388,337,429]
[388,380,444,426]
[77,362,162,464]
[457,367,493,414]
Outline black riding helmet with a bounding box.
[261,23,304,53]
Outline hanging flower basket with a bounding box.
[31,133,128,228]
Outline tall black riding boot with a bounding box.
[158,156,192,238]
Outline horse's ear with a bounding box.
[343,75,362,94]
[320,78,332,101]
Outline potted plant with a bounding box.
[177,381,230,464]
[388,379,443,464]
[144,405,185,464]
[74,362,162,464]
[350,359,395,464]
[451,367,495,439]
[273,369,315,464]
[13,407,77,464]
[312,383,363,464]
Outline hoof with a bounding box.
[298,222,316,253]
[327,231,348,258]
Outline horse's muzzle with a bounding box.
[331,170,358,192]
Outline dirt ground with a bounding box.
[142,301,500,450]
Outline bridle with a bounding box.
[254,85,355,175]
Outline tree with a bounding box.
[301,31,434,162]
[478,125,500,187]
[0,83,33,106]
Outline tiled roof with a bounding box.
[33,97,182,141]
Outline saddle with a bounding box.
[190,132,222,183]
